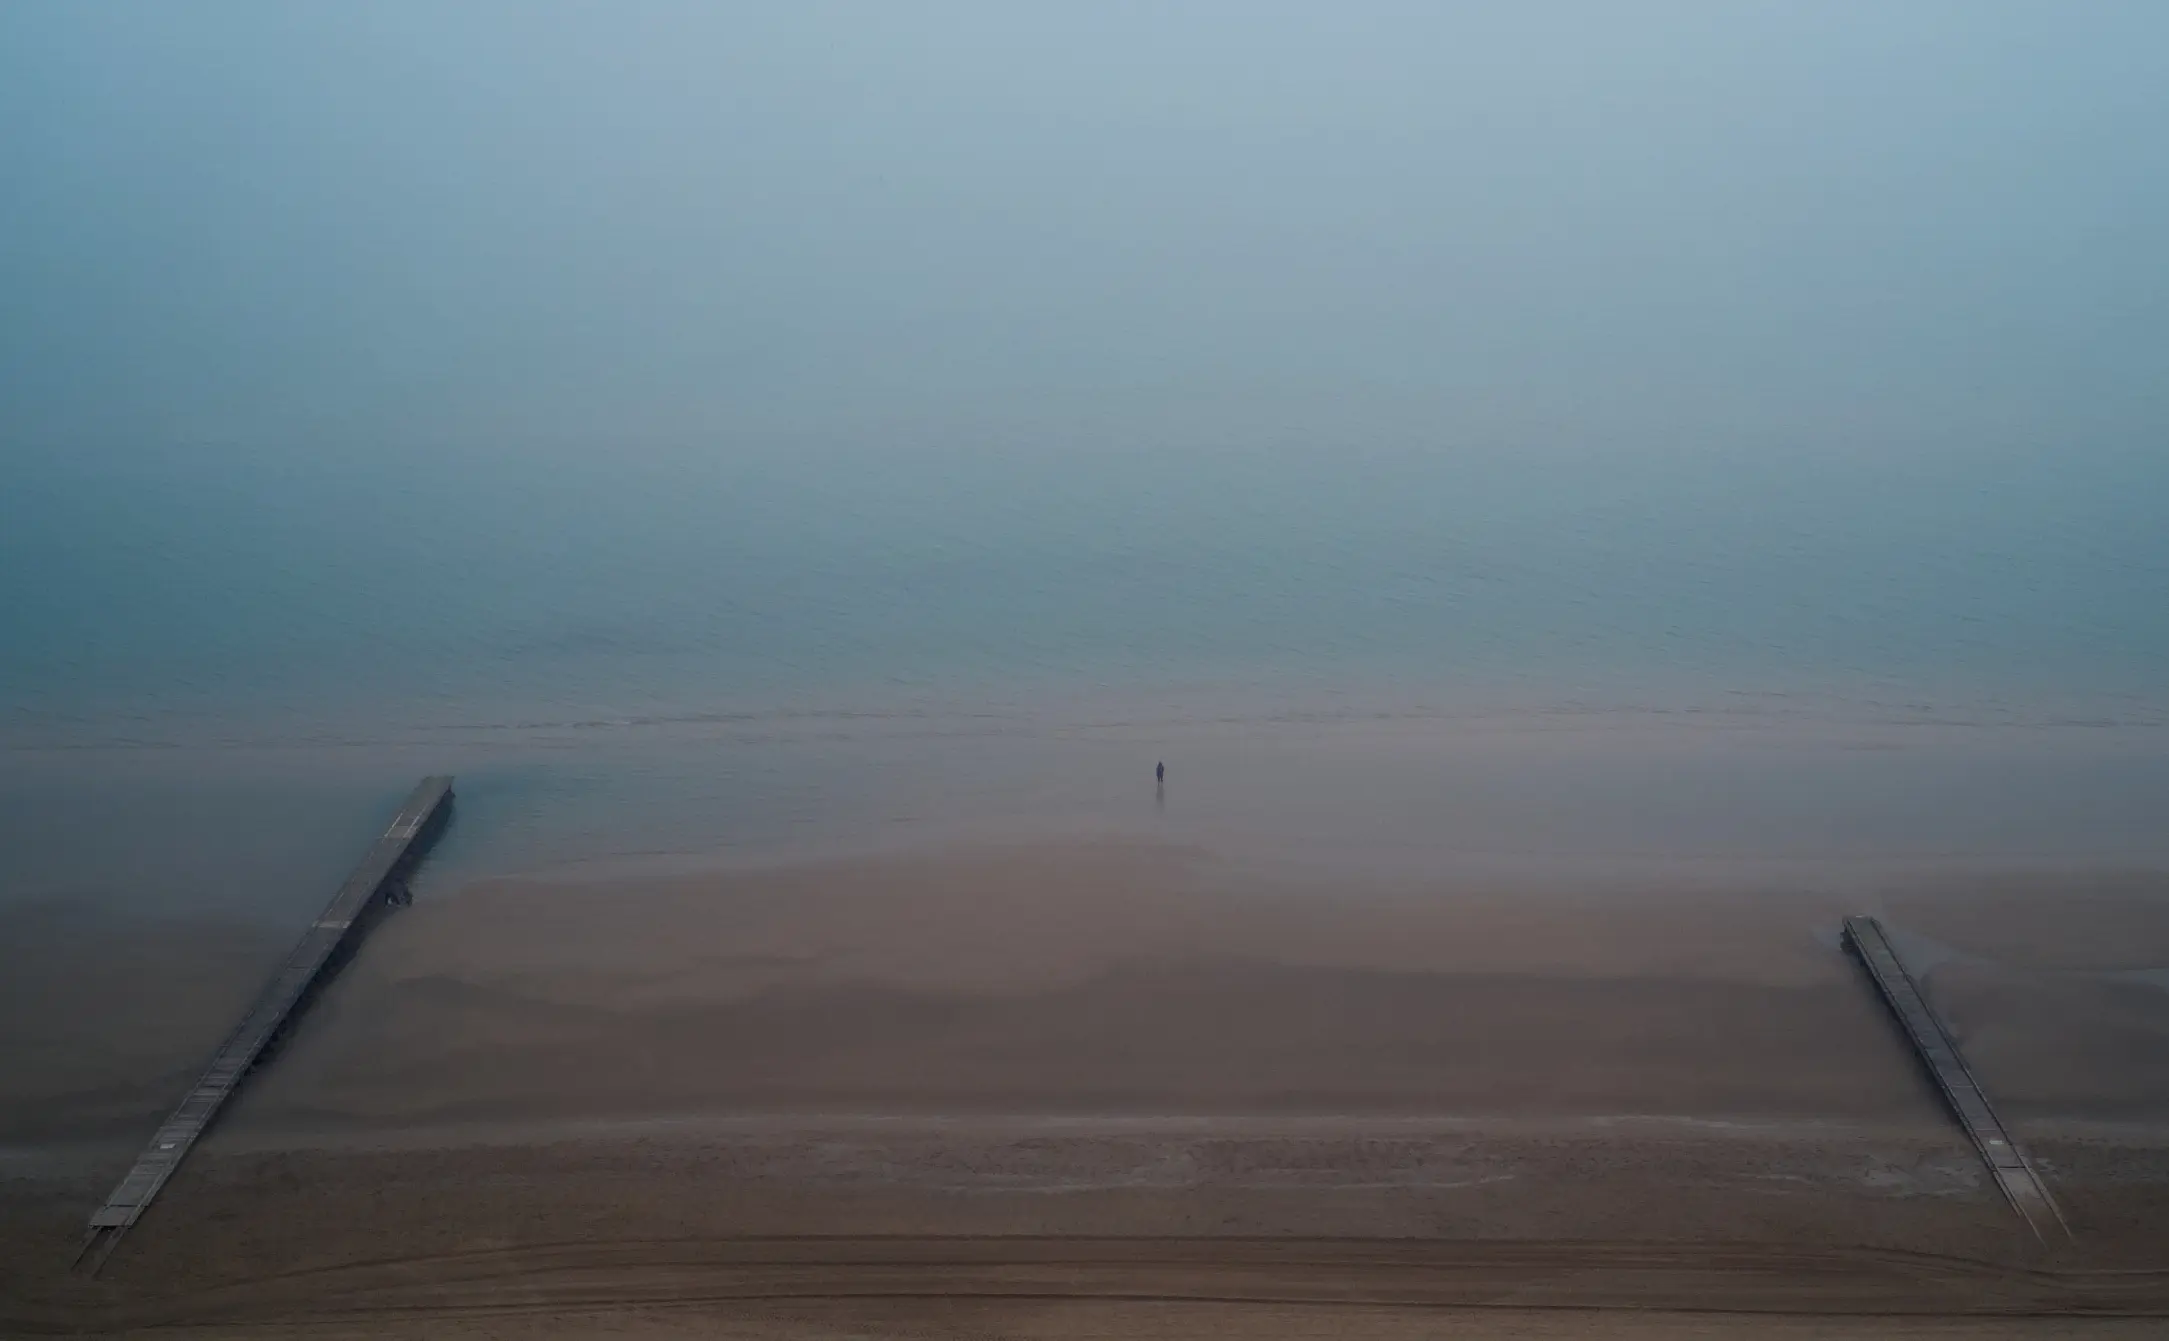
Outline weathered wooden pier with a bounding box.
[1841,914,2065,1241]
[76,776,454,1275]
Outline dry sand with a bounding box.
[6,842,2169,1336]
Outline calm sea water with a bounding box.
[4,433,2167,920]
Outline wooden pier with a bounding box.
[1841,914,2064,1240]
[76,776,454,1274]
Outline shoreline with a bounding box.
[12,842,2169,1139]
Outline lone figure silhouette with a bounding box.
[1156,761,1165,784]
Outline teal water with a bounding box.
[9,432,2166,740]
[4,431,2167,920]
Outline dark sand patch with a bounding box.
[0,903,288,1142]
[7,843,2169,1333]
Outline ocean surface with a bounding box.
[5,433,2167,921]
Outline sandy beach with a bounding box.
[5,841,2169,1335]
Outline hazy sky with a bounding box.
[5,3,2169,726]
[5,1,2165,459]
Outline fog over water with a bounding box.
[3,4,2166,913]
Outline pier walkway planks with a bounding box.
[76,776,454,1274]
[1841,914,2065,1241]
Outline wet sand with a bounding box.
[6,843,2169,1335]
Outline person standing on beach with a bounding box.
[1156,761,1165,785]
